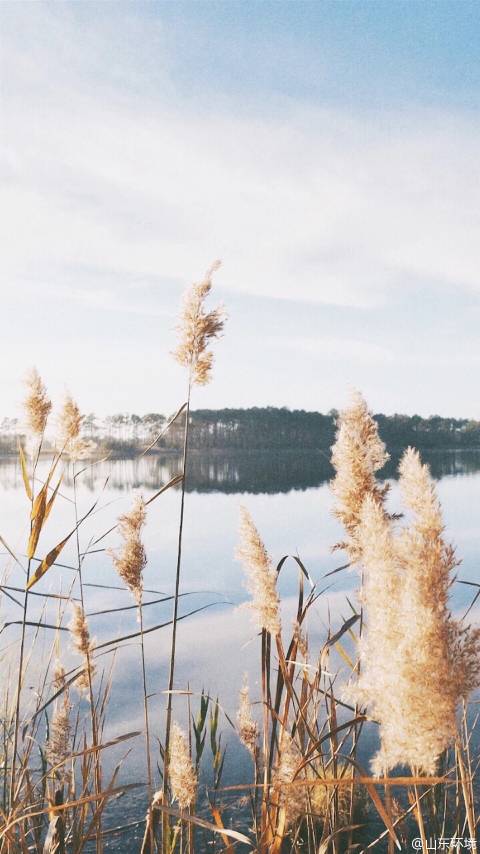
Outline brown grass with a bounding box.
[1,280,479,854]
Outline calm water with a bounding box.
[1,449,480,848]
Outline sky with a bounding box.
[1,1,480,419]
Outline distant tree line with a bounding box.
[172,408,480,452]
[2,408,480,455]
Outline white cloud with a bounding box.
[1,6,480,418]
[2,6,480,314]
[276,335,394,363]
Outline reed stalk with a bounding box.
[108,493,153,850]
[162,261,225,849]
[162,388,191,849]
[72,464,103,853]
[138,600,154,853]
[3,357,480,851]
[10,429,45,811]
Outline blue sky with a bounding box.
[1,1,480,418]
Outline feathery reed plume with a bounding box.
[23,367,51,435]
[236,506,281,636]
[274,741,363,828]
[237,675,258,756]
[162,262,226,830]
[142,790,163,851]
[173,261,225,386]
[10,369,52,808]
[70,604,96,692]
[393,448,480,773]
[350,494,405,773]
[58,395,82,443]
[354,449,480,775]
[331,390,389,562]
[308,764,361,824]
[273,734,304,826]
[293,620,310,677]
[109,494,147,605]
[46,661,71,781]
[109,491,153,849]
[57,394,92,459]
[169,722,197,809]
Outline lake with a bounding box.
[1,448,480,848]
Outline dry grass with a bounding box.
[1,282,479,853]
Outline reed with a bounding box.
[1,299,479,853]
[109,494,154,851]
[330,389,389,563]
[349,448,480,781]
[9,370,52,816]
[71,446,103,853]
[161,262,225,851]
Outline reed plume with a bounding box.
[109,492,153,846]
[70,604,96,692]
[23,367,51,435]
[44,662,70,854]
[273,734,304,827]
[393,448,480,773]
[173,261,225,386]
[237,675,258,756]
[58,395,82,442]
[293,620,310,678]
[331,390,389,562]
[58,394,91,459]
[353,448,480,775]
[169,722,197,809]
[162,262,226,832]
[350,493,406,774]
[310,767,358,824]
[46,661,71,781]
[109,494,147,605]
[236,506,281,636]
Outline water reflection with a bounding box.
[1,448,480,494]
[2,450,480,848]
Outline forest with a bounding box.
[2,407,480,454]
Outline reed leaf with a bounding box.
[149,802,251,845]
[27,495,47,558]
[18,443,32,501]
[89,474,183,549]
[0,783,144,836]
[320,614,359,669]
[27,533,73,590]
[44,476,63,524]
[335,640,355,670]
[210,805,235,852]
[0,533,24,569]
[92,601,227,651]
[140,402,187,456]
[27,493,104,588]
